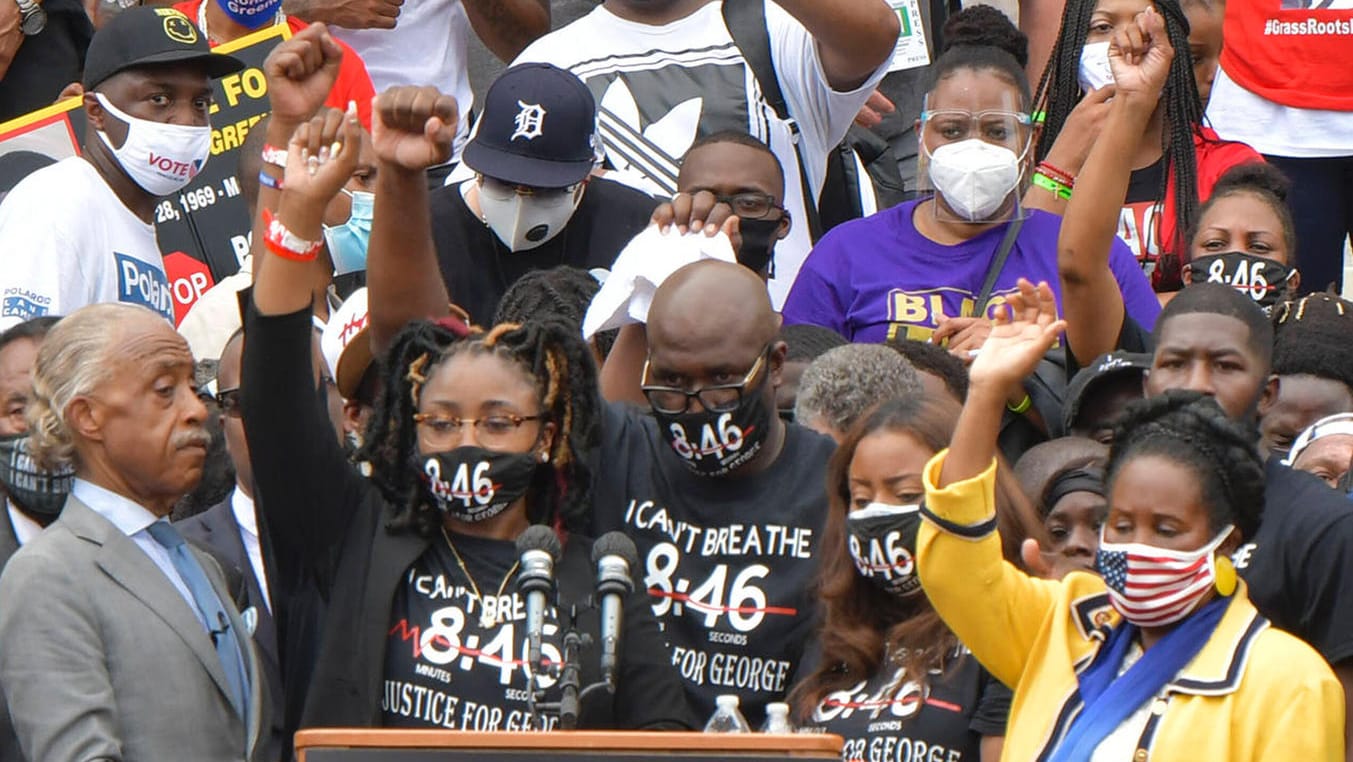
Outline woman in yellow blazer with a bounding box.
[916,278,1343,761]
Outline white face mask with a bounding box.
[477,181,583,252]
[1078,41,1115,93]
[94,93,212,197]
[926,139,1024,222]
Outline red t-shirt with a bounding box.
[175,0,375,128]
[1116,126,1263,289]
[1219,0,1353,112]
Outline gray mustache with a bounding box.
[172,429,211,450]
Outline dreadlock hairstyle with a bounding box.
[1272,292,1353,394]
[1033,0,1202,257]
[357,317,601,537]
[788,396,1045,722]
[1108,390,1265,541]
[496,266,618,361]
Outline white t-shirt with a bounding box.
[1207,67,1353,158]
[331,0,473,160]
[0,157,174,330]
[515,1,887,306]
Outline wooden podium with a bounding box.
[294,730,843,761]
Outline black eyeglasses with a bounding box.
[216,387,241,418]
[641,347,769,415]
[713,192,784,220]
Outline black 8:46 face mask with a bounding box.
[1186,252,1296,315]
[651,375,774,478]
[414,446,539,522]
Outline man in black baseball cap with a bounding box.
[1062,351,1152,444]
[0,6,243,329]
[366,62,658,323]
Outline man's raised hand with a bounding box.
[264,23,345,128]
[372,86,459,172]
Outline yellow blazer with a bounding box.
[916,452,1344,761]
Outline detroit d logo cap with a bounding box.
[462,63,600,189]
[83,6,245,90]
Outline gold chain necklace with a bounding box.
[441,527,521,629]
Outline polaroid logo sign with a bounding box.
[115,254,175,322]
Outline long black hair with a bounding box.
[1033,0,1202,257]
[357,317,601,537]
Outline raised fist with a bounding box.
[372,86,459,172]
[264,23,345,127]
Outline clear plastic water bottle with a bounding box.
[704,694,752,733]
[760,702,794,733]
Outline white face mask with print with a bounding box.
[926,138,1024,222]
[1078,41,1115,92]
[94,93,212,197]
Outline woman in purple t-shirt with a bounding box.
[782,12,1158,349]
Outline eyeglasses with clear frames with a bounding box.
[920,109,1033,149]
[412,412,544,447]
[641,348,769,415]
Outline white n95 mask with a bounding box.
[1078,41,1115,92]
[94,93,212,197]
[926,139,1023,222]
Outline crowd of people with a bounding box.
[0,0,1350,760]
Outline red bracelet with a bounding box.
[260,143,288,169]
[1036,160,1076,188]
[261,207,322,262]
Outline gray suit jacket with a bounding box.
[0,496,266,762]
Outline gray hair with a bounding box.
[27,303,150,470]
[794,344,924,435]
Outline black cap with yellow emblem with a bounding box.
[83,6,245,89]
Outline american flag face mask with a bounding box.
[1094,525,1235,628]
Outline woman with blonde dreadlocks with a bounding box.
[239,32,693,736]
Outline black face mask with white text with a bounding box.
[651,373,774,478]
[1186,252,1296,315]
[414,446,538,523]
[0,433,72,521]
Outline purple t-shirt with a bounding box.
[782,200,1160,343]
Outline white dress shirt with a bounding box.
[229,486,271,614]
[6,499,42,546]
[71,479,207,629]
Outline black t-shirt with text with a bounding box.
[383,532,569,731]
[429,177,658,323]
[591,402,836,726]
[801,651,1010,762]
[1235,458,1353,665]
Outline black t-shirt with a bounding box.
[801,651,1010,762]
[383,532,565,731]
[591,402,836,726]
[429,177,658,323]
[1235,458,1353,664]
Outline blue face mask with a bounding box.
[214,0,281,29]
[324,189,373,275]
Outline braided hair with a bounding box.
[1033,0,1202,257]
[1107,389,1265,540]
[357,317,601,537]
[495,266,618,360]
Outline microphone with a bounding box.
[591,532,639,688]
[516,525,562,676]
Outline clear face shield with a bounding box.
[915,93,1035,225]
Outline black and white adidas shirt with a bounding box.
[515,2,887,306]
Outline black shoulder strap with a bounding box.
[973,217,1026,318]
[723,0,789,121]
[723,0,824,243]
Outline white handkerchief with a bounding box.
[582,225,737,339]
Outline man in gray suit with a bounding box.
[0,302,266,761]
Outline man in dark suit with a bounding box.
[178,328,285,761]
[0,303,267,760]
[0,315,67,762]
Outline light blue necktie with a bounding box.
[146,520,250,718]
